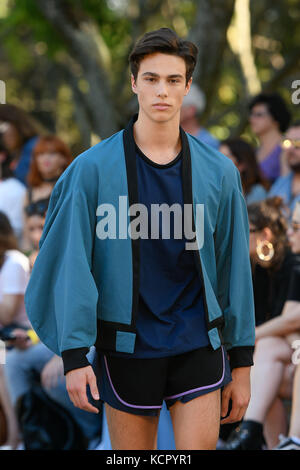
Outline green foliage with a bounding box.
[1,0,299,151]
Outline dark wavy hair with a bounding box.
[0,211,18,256]
[0,137,14,179]
[247,196,290,271]
[249,92,291,133]
[129,28,198,84]
[0,104,38,144]
[220,138,270,195]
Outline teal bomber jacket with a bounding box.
[24,117,255,373]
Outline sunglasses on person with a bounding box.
[25,200,49,217]
[282,139,300,149]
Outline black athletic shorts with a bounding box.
[95,345,232,416]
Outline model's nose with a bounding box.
[156,81,168,98]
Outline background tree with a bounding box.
[0,0,299,156]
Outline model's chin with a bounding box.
[150,108,177,122]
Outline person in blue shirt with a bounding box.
[25,28,255,450]
[268,121,300,218]
[180,83,220,149]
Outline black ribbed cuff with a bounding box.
[227,346,254,370]
[61,347,90,375]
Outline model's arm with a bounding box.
[24,157,101,413]
[214,164,256,423]
[214,164,255,370]
[255,300,300,341]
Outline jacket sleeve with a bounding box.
[24,157,99,374]
[214,164,255,369]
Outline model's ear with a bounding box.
[131,74,138,94]
[184,77,193,96]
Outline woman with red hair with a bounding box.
[22,136,73,249]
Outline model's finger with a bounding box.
[69,390,80,409]
[221,405,241,424]
[221,390,230,419]
[77,389,99,414]
[88,371,100,401]
[236,406,247,423]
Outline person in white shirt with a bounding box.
[0,140,26,244]
[0,211,30,449]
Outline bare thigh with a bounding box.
[105,403,160,450]
[169,389,221,450]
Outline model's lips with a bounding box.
[153,103,171,110]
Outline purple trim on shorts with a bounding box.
[163,346,225,400]
[104,355,163,409]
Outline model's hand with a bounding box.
[220,366,251,424]
[66,365,100,414]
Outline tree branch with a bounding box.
[34,0,118,138]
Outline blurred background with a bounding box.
[0,0,299,155]
[1,0,300,451]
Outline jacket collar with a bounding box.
[122,113,193,207]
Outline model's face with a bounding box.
[249,103,278,137]
[287,204,300,254]
[283,127,300,172]
[131,53,192,124]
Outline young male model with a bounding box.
[25,28,255,450]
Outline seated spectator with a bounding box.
[0,138,26,244]
[24,135,73,209]
[3,209,101,450]
[180,84,219,149]
[0,211,30,449]
[0,104,40,187]
[219,138,270,205]
[248,92,291,184]
[268,121,300,218]
[248,197,300,326]
[0,212,30,331]
[25,208,46,272]
[22,135,73,251]
[220,201,300,450]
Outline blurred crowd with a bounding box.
[0,87,300,450]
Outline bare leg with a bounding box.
[289,363,300,438]
[264,397,288,449]
[169,389,221,450]
[0,365,20,449]
[245,337,292,423]
[105,403,160,450]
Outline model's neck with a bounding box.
[133,111,182,164]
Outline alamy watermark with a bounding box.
[95,197,204,250]
[0,340,5,365]
[0,80,6,104]
[291,80,300,105]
